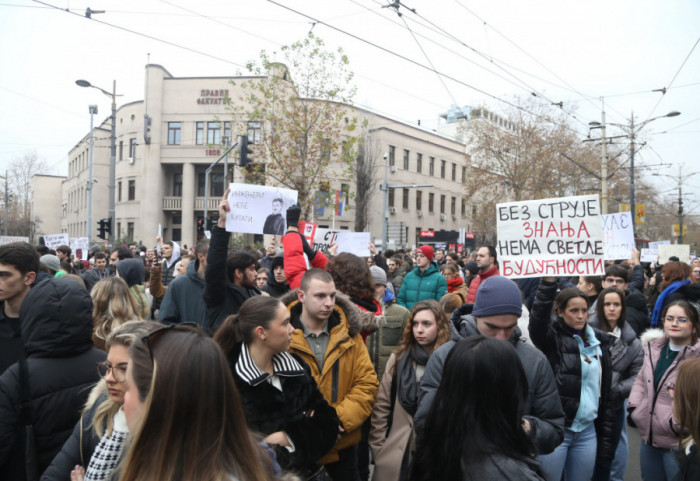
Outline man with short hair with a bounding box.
[109,246,132,269]
[464,245,500,303]
[0,242,40,375]
[159,239,209,327]
[263,197,286,235]
[282,269,378,481]
[55,245,71,262]
[397,245,447,310]
[152,237,181,318]
[93,252,109,278]
[260,256,290,298]
[415,276,565,455]
[434,247,446,266]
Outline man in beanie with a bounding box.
[396,245,447,310]
[414,276,565,455]
[260,256,290,298]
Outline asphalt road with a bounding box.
[625,424,642,481]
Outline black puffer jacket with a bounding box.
[0,278,105,480]
[261,277,290,299]
[529,281,617,465]
[227,343,339,474]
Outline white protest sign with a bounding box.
[43,233,70,250]
[0,236,29,245]
[336,232,371,257]
[658,244,690,264]
[70,237,90,260]
[602,212,636,260]
[157,224,162,238]
[225,183,298,235]
[312,228,340,252]
[497,194,605,279]
[649,240,671,250]
[640,248,659,263]
[298,222,317,245]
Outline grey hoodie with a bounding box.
[415,303,565,455]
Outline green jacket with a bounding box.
[396,262,448,310]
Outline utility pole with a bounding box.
[3,171,8,236]
[629,113,636,239]
[678,166,684,244]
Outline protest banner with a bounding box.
[640,248,659,263]
[496,194,604,279]
[0,236,29,246]
[602,212,635,260]
[336,232,371,257]
[43,233,70,250]
[312,228,340,252]
[658,244,690,264]
[70,237,90,260]
[298,221,317,245]
[225,183,298,235]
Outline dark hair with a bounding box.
[326,252,375,299]
[225,251,257,282]
[36,244,49,256]
[596,287,626,332]
[194,239,209,258]
[93,251,107,261]
[411,336,534,481]
[56,245,72,257]
[604,264,630,283]
[272,198,283,204]
[661,300,700,344]
[389,256,403,267]
[580,275,603,293]
[442,263,461,276]
[0,242,40,276]
[482,245,497,263]
[214,296,284,351]
[300,268,334,291]
[555,287,588,315]
[112,246,133,260]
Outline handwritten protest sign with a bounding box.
[43,233,70,250]
[602,212,635,260]
[640,248,659,263]
[70,237,90,260]
[658,244,690,264]
[312,228,340,252]
[336,232,371,257]
[298,222,317,245]
[0,236,29,246]
[225,184,298,235]
[497,194,605,279]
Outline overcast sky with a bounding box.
[2,0,698,211]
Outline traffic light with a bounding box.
[104,217,112,237]
[97,218,107,239]
[239,135,252,167]
[197,217,205,237]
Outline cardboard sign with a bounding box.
[225,183,298,235]
[0,236,29,246]
[44,233,70,250]
[640,248,659,263]
[602,212,635,260]
[70,237,90,261]
[298,221,317,245]
[336,232,371,257]
[312,228,340,252]
[496,194,604,278]
[658,244,690,264]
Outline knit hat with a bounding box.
[370,265,387,286]
[416,245,434,262]
[270,256,284,271]
[286,204,301,228]
[471,276,523,317]
[465,261,478,275]
[40,254,61,273]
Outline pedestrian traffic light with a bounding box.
[197,217,205,237]
[239,135,252,167]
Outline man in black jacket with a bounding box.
[261,256,290,298]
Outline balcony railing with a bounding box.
[161,196,221,211]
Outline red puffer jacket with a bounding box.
[282,231,328,289]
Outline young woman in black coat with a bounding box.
[215,296,340,479]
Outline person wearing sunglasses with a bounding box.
[119,324,276,481]
[215,296,340,480]
[43,321,160,481]
[629,300,700,480]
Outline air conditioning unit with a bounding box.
[440,214,447,221]
[390,165,397,173]
[128,157,135,165]
[417,210,424,217]
[389,207,397,214]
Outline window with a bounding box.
[440,160,446,179]
[440,195,445,214]
[402,188,409,209]
[429,157,435,176]
[207,122,221,145]
[129,138,136,158]
[128,180,136,200]
[321,138,332,160]
[429,193,434,213]
[211,173,224,197]
[416,153,422,173]
[462,166,467,184]
[223,122,231,145]
[452,163,456,181]
[451,196,456,216]
[461,197,467,217]
[416,190,422,210]
[196,122,204,145]
[127,222,134,241]
[117,181,122,202]
[247,121,262,144]
[117,222,121,238]
[119,140,123,160]
[388,188,395,208]
[167,122,181,145]
[389,145,395,167]
[173,173,182,197]
[403,149,409,170]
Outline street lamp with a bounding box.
[76,79,120,247]
[87,105,98,242]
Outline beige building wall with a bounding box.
[31,174,67,242]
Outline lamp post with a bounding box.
[76,79,120,247]
[587,103,608,214]
[87,105,98,241]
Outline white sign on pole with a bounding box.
[225,183,298,235]
[658,244,691,264]
[336,232,371,257]
[602,212,636,260]
[312,228,340,252]
[44,233,70,250]
[640,248,659,263]
[70,237,90,260]
[496,194,605,279]
[0,236,30,246]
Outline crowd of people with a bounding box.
[2,193,700,481]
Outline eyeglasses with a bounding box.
[97,361,128,382]
[142,323,201,364]
[664,316,689,324]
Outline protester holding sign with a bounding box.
[282,205,328,290]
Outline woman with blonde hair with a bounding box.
[673,357,700,479]
[369,300,451,481]
[90,277,143,351]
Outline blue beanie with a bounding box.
[471,276,523,317]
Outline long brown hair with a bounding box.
[120,329,272,481]
[326,252,375,299]
[214,296,284,354]
[595,287,626,333]
[674,358,700,449]
[661,261,691,291]
[394,300,451,361]
[91,277,142,343]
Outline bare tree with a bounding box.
[4,151,49,236]
[354,130,381,231]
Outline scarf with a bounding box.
[651,279,691,327]
[397,345,430,416]
[446,277,465,293]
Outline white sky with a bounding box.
[1,0,698,210]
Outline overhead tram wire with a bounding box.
[265,0,588,138]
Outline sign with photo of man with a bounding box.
[225,183,298,235]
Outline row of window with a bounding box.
[388,145,465,182]
[117,179,137,202]
[118,138,137,160]
[166,121,262,146]
[388,189,466,216]
[172,172,226,197]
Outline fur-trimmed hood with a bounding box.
[640,327,666,345]
[280,289,382,337]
